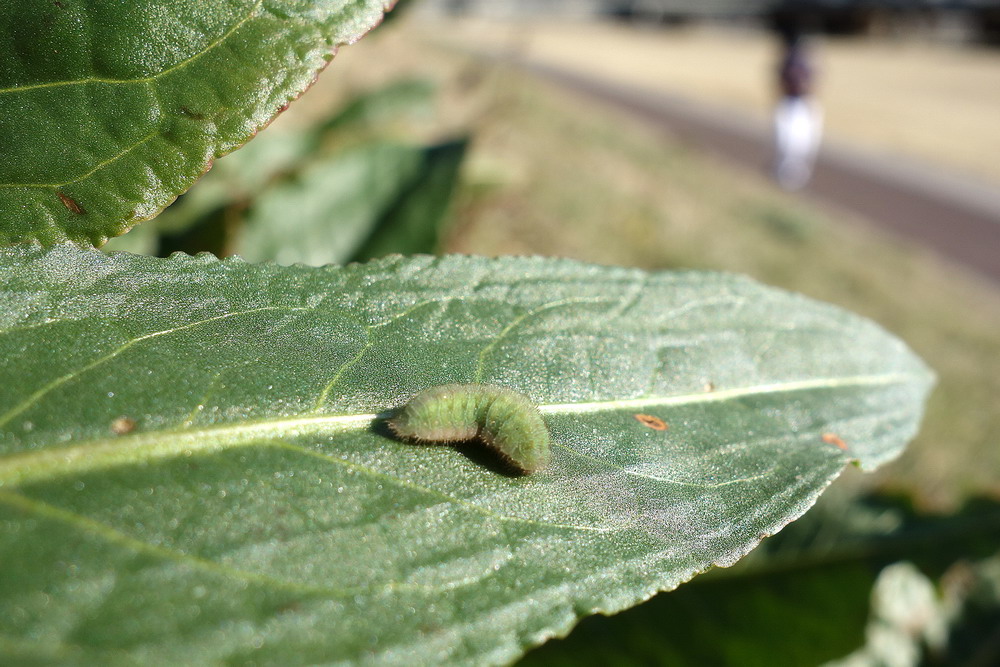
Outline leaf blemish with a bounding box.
[57,191,85,214]
[634,413,668,431]
[111,417,136,435]
[179,106,206,120]
[821,432,849,450]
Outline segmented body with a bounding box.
[388,384,551,474]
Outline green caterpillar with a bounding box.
[388,384,551,474]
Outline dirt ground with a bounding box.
[423,18,1000,187]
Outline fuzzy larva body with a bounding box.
[388,384,551,474]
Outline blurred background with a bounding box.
[106,1,1000,663]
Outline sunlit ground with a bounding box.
[421,16,1000,186]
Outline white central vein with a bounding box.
[539,373,912,414]
[0,372,911,489]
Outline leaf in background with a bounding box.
[160,76,439,236]
[102,78,442,259]
[319,78,436,140]
[826,551,1000,667]
[235,139,466,265]
[0,0,392,246]
[826,562,948,667]
[935,552,1000,666]
[141,126,320,245]
[99,221,161,256]
[520,558,875,667]
[0,248,934,664]
[349,139,468,263]
[519,495,1000,666]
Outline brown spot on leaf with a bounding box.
[111,417,136,435]
[180,106,206,120]
[634,414,668,431]
[822,432,848,450]
[703,381,716,392]
[276,600,302,614]
[57,191,84,214]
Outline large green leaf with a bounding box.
[0,247,933,664]
[0,0,391,247]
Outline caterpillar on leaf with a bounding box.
[388,384,551,474]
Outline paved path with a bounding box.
[524,61,1000,284]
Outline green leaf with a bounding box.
[103,78,443,259]
[235,139,467,265]
[319,78,436,139]
[0,0,391,246]
[155,77,439,241]
[0,247,934,664]
[349,139,468,263]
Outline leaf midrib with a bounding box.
[0,372,915,488]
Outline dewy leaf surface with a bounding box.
[0,0,392,246]
[0,248,934,665]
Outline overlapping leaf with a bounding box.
[0,0,391,246]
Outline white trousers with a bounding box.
[773,97,823,190]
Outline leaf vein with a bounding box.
[0,373,915,489]
[312,299,453,412]
[0,1,265,96]
[0,488,500,597]
[0,130,159,189]
[0,306,309,429]
[474,297,612,382]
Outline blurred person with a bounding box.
[772,32,822,191]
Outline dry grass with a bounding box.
[425,17,1000,186]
